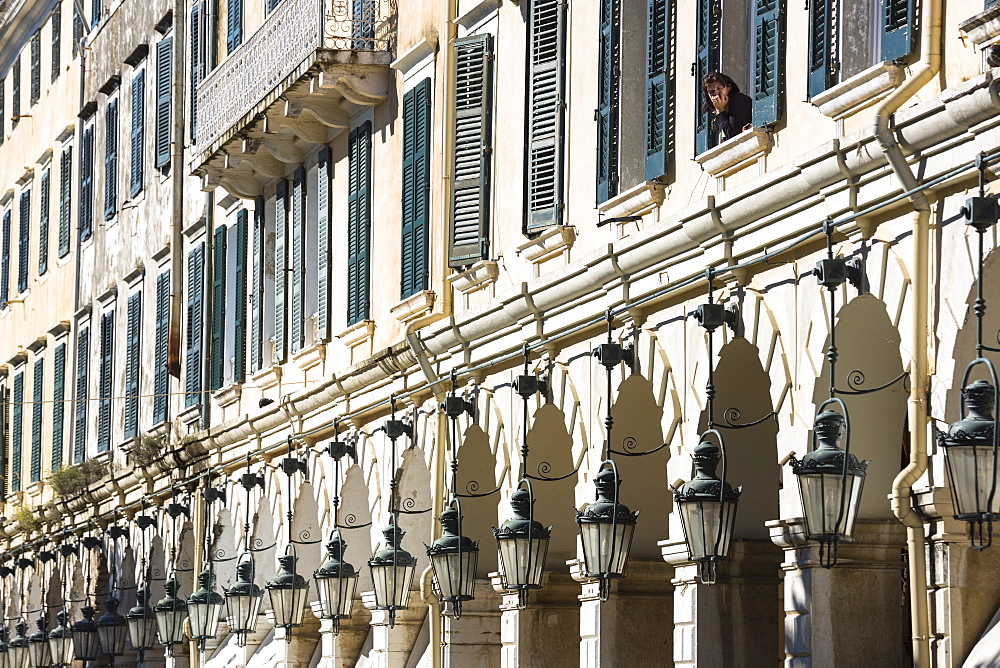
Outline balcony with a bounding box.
[193,0,395,194]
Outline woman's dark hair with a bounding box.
[701,72,741,113]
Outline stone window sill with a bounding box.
[598,181,666,219]
[213,382,243,408]
[448,260,499,296]
[251,364,282,393]
[390,290,436,324]
[695,128,773,178]
[960,5,1000,47]
[516,225,576,265]
[811,61,904,120]
[337,319,375,349]
[292,341,326,372]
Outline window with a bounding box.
[694,0,719,155]
[290,168,304,352]
[597,0,620,200]
[645,0,672,181]
[313,151,330,342]
[273,181,287,360]
[130,69,145,197]
[73,5,83,57]
[73,325,89,462]
[59,145,72,257]
[185,243,205,406]
[231,210,248,383]
[526,1,566,230]
[0,75,5,144]
[155,37,173,169]
[17,188,29,293]
[190,4,202,140]
[211,210,248,388]
[91,0,100,29]
[12,57,20,127]
[211,225,226,389]
[30,30,40,104]
[401,79,431,296]
[80,120,94,240]
[750,0,785,127]
[51,4,61,82]
[123,291,141,438]
[30,356,42,483]
[105,94,119,218]
[251,196,275,373]
[347,122,371,325]
[448,36,492,268]
[97,308,114,452]
[226,0,242,54]
[39,167,50,275]
[52,342,66,470]
[1,208,10,307]
[153,270,170,423]
[11,370,23,491]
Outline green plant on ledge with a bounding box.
[13,506,40,533]
[45,459,110,498]
[131,431,170,467]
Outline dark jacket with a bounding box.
[715,92,752,141]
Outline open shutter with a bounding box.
[290,167,304,353]
[155,37,172,168]
[73,326,89,463]
[251,200,264,372]
[154,270,170,423]
[401,79,431,298]
[234,209,247,382]
[751,0,784,126]
[644,0,670,181]
[190,4,201,139]
[18,189,29,293]
[694,0,720,155]
[73,5,82,56]
[0,78,4,144]
[30,32,40,104]
[80,124,93,239]
[274,181,287,362]
[226,0,242,53]
[526,0,566,229]
[449,36,493,267]
[38,169,49,275]
[124,291,141,439]
[211,225,226,390]
[185,244,204,406]
[104,97,118,218]
[807,0,834,99]
[597,0,620,201]
[347,123,371,325]
[12,58,20,125]
[316,151,330,341]
[97,310,113,452]
[31,359,42,483]
[12,373,22,491]
[268,0,281,12]
[52,343,66,470]
[881,0,917,61]
[51,5,61,82]
[1,211,10,305]
[130,70,145,197]
[59,146,71,257]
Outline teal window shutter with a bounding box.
[12,372,23,491]
[104,97,118,219]
[316,150,330,341]
[51,5,61,82]
[401,78,431,298]
[58,146,71,257]
[30,31,40,104]
[190,4,201,139]
[347,123,371,325]
[291,167,304,352]
[644,0,671,181]
[12,57,20,126]
[80,124,94,239]
[1,211,8,305]
[211,225,226,390]
[526,0,567,230]
[73,326,89,463]
[226,0,242,53]
[38,168,49,276]
[807,0,834,99]
[234,210,248,383]
[274,181,287,361]
[449,36,493,268]
[30,359,42,483]
[124,291,141,439]
[0,76,4,144]
[18,189,30,293]
[130,70,145,197]
[251,200,264,372]
[91,0,100,27]
[597,0,620,201]
[268,0,281,12]
[155,37,173,168]
[881,0,917,61]
[694,0,720,155]
[751,0,785,126]
[154,270,170,423]
[97,309,114,452]
[186,244,205,406]
[52,343,66,470]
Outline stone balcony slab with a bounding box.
[695,127,773,178]
[811,61,905,121]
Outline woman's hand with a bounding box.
[709,88,729,113]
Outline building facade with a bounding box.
[0,0,999,665]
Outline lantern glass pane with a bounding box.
[48,635,74,668]
[268,584,309,628]
[678,498,737,561]
[8,647,26,668]
[371,563,415,610]
[430,549,478,600]
[318,573,358,619]
[71,630,99,662]
[580,521,636,577]
[155,609,188,645]
[97,624,126,657]
[188,601,224,640]
[226,592,263,634]
[26,641,50,668]
[126,615,157,651]
[944,444,1000,518]
[798,472,865,540]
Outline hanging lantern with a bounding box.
[153,578,188,650]
[8,622,29,668]
[46,612,72,668]
[187,568,225,649]
[25,617,50,668]
[314,530,358,624]
[576,464,639,594]
[791,407,868,564]
[493,486,551,607]
[70,606,99,662]
[426,506,478,616]
[96,597,127,659]
[265,555,310,632]
[125,588,157,653]
[940,378,1000,548]
[368,521,417,626]
[224,557,263,646]
[674,437,741,583]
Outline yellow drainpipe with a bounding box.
[873,0,942,664]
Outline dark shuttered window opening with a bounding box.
[526,0,566,231]
[211,225,226,390]
[273,181,287,361]
[153,270,170,423]
[882,0,917,62]
[401,79,431,297]
[30,358,42,483]
[52,342,66,471]
[104,97,118,219]
[645,0,672,181]
[597,0,620,201]
[190,4,201,139]
[30,31,40,105]
[131,70,145,197]
[315,152,331,342]
[155,37,173,169]
[251,202,265,373]
[751,0,785,127]
[80,123,94,240]
[807,0,834,99]
[17,188,30,294]
[226,0,243,54]
[124,291,141,439]
[234,210,248,383]
[51,4,61,82]
[38,168,50,276]
[449,36,493,268]
[11,372,23,492]
[347,123,372,325]
[59,146,72,257]
[290,168,304,353]
[73,326,89,463]
[12,57,21,127]
[694,0,720,155]
[97,309,114,452]
[186,244,205,407]
[1,210,10,307]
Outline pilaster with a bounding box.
[265,607,322,667]
[442,580,501,667]
[362,590,427,668]
[490,570,581,668]
[312,599,372,668]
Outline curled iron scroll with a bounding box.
[455,479,502,498]
[525,459,582,482]
[609,435,669,457]
[396,496,432,515]
[836,369,909,395]
[716,407,779,430]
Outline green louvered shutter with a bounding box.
[752,0,784,126]
[58,146,71,257]
[644,0,670,181]
[131,70,145,197]
[190,5,201,139]
[401,79,431,298]
[30,359,42,483]
[291,167,304,353]
[211,225,226,390]
[104,97,118,219]
[97,309,114,452]
[18,189,30,293]
[38,168,49,275]
[52,343,66,470]
[526,0,566,229]
[12,58,20,126]
[881,0,917,61]
[597,0,620,202]
[807,0,834,99]
[694,0,720,155]
[30,31,40,104]
[73,5,82,56]
[155,37,172,168]
[1,211,10,306]
[12,372,22,491]
[251,200,264,372]
[124,291,141,439]
[80,124,94,239]
[989,0,1000,8]
[268,0,280,12]
[274,181,287,361]
[316,151,330,341]
[186,244,204,406]
[449,36,492,267]
[0,78,4,144]
[226,0,242,53]
[73,326,88,462]
[153,270,170,423]
[51,5,61,82]
[234,210,247,383]
[347,123,371,325]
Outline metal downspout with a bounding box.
[168,0,188,380]
[873,0,942,664]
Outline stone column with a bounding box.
[768,518,906,668]
[661,539,782,668]
[265,607,322,667]
[311,599,372,668]
[236,617,274,667]
[570,559,673,668]
[362,591,427,668]
[490,570,580,668]
[442,580,501,667]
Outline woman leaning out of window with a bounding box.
[702,72,752,142]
